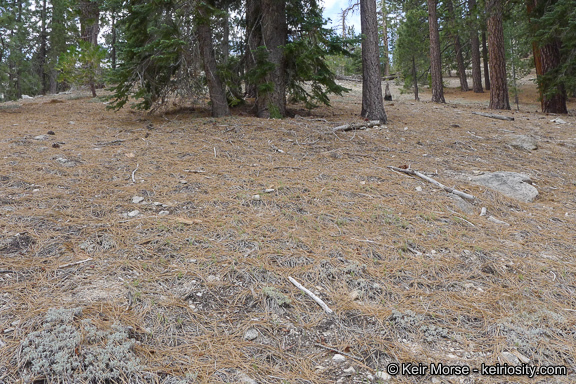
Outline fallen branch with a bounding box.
[388,166,475,201]
[333,120,382,132]
[472,112,514,121]
[94,139,125,146]
[58,258,93,269]
[288,276,333,314]
[184,169,206,173]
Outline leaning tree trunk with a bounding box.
[256,0,287,118]
[527,0,567,114]
[360,0,387,122]
[486,0,510,109]
[427,0,445,103]
[196,3,230,117]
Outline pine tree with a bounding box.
[360,0,387,122]
[427,0,445,103]
[486,0,510,109]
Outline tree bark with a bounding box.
[78,0,100,97]
[468,0,483,93]
[381,0,390,77]
[412,56,419,101]
[427,0,445,103]
[78,0,100,45]
[360,0,387,122]
[486,0,510,109]
[527,0,567,114]
[245,0,262,98]
[196,3,230,117]
[446,0,469,91]
[481,30,490,90]
[256,0,287,118]
[38,0,48,94]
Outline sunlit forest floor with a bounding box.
[1,77,575,383]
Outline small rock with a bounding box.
[343,366,356,375]
[33,189,40,192]
[236,371,257,384]
[375,371,391,381]
[244,328,258,341]
[332,354,346,363]
[264,188,275,193]
[132,196,145,204]
[480,207,487,216]
[506,134,538,151]
[487,216,510,226]
[127,210,140,217]
[315,366,325,371]
[68,121,75,125]
[551,118,567,124]
[349,290,360,300]
[500,351,520,365]
[252,194,261,201]
[47,130,55,135]
[153,202,163,206]
[179,180,188,184]
[158,210,169,216]
[52,143,60,148]
[34,134,50,140]
[415,186,422,192]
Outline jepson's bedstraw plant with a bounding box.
[20,308,141,383]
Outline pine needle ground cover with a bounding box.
[0,80,575,383]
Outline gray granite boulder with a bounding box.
[470,171,538,203]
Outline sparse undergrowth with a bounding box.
[0,83,575,383]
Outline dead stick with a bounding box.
[388,166,475,201]
[471,112,514,121]
[131,163,139,182]
[288,276,333,314]
[58,258,93,269]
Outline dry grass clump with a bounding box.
[1,83,576,383]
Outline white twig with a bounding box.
[131,163,139,182]
[58,258,93,269]
[214,147,217,158]
[288,276,333,314]
[388,166,475,201]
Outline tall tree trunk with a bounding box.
[222,12,230,63]
[412,56,419,101]
[78,0,100,97]
[196,3,230,117]
[38,0,48,94]
[481,30,490,90]
[527,0,567,114]
[381,0,390,77]
[78,0,99,45]
[111,13,117,70]
[256,0,287,118]
[486,0,510,109]
[427,0,445,103]
[468,0,483,93]
[245,0,262,98]
[446,0,469,91]
[360,0,387,122]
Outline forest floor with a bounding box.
[1,77,575,384]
